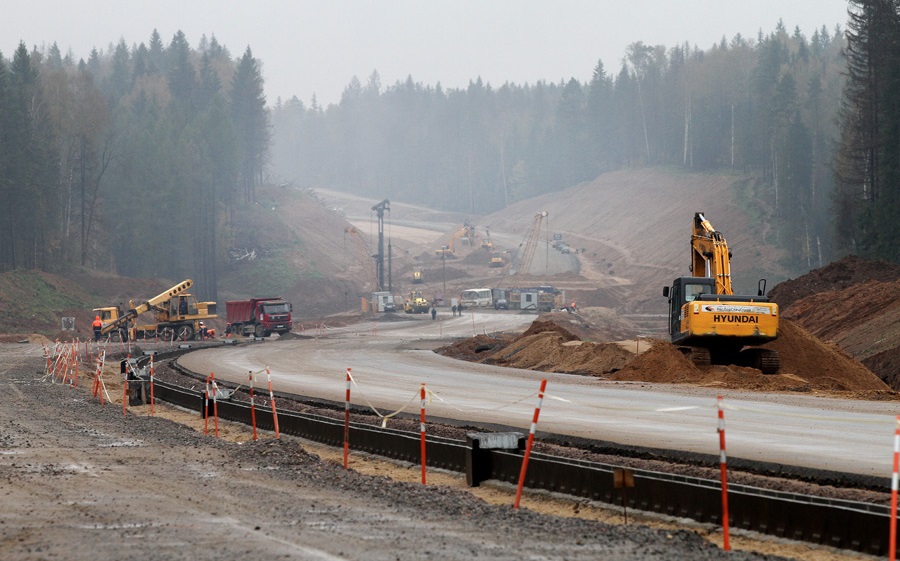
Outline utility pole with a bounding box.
[371,199,390,292]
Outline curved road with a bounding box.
[179,311,900,478]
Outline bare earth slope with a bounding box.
[770,255,900,389]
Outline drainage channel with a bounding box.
[148,376,893,557]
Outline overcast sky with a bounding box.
[4,1,850,107]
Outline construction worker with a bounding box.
[224,323,232,338]
[92,315,103,342]
[431,306,437,320]
[199,321,208,339]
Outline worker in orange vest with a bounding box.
[92,315,103,342]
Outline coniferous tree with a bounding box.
[230,47,269,204]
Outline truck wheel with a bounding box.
[255,324,266,338]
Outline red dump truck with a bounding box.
[225,298,293,337]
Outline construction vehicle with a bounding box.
[403,290,431,314]
[411,268,424,284]
[481,227,493,250]
[226,298,293,337]
[489,251,506,268]
[662,212,780,373]
[434,222,476,258]
[93,279,217,341]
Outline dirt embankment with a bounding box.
[770,255,900,390]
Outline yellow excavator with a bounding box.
[662,212,779,373]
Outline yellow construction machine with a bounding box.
[411,268,424,284]
[93,279,217,341]
[403,290,431,314]
[662,212,779,373]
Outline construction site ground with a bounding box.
[3,169,900,560]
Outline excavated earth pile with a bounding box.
[770,255,900,390]
[437,316,892,397]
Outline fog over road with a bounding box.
[179,312,900,478]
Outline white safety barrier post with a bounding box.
[266,367,280,439]
[420,383,427,484]
[717,395,731,551]
[343,368,352,469]
[891,415,900,561]
[204,375,210,436]
[514,379,548,509]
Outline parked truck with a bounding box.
[226,298,293,337]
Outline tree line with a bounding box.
[0,30,268,299]
[271,21,849,271]
[834,0,900,262]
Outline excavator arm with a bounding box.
[690,212,733,295]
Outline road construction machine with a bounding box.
[662,212,780,373]
[434,223,476,258]
[93,279,218,341]
[411,268,424,284]
[403,290,431,314]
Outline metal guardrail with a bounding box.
[149,375,893,556]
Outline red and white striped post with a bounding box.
[249,370,258,441]
[420,383,427,484]
[343,368,351,469]
[717,395,731,551]
[266,367,280,438]
[514,379,548,509]
[890,415,900,561]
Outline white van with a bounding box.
[459,288,493,308]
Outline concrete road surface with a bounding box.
[178,311,900,478]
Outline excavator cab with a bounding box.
[663,277,716,343]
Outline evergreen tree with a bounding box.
[230,47,269,204]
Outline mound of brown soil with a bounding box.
[437,315,893,397]
[769,255,900,310]
[606,320,890,394]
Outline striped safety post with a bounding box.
[514,379,548,509]
[891,415,900,561]
[343,368,351,469]
[249,371,258,441]
[420,383,427,484]
[266,367,280,438]
[717,395,731,551]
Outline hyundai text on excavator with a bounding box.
[93,279,217,341]
[662,213,780,373]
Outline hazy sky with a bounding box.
[4,1,850,107]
